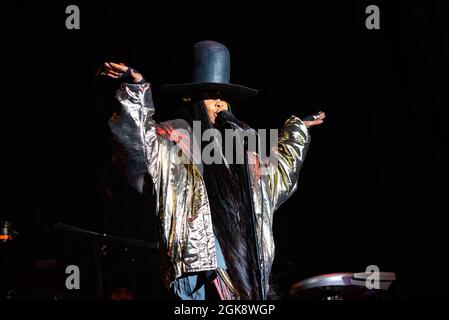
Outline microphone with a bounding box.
[215,110,251,130]
[215,110,259,157]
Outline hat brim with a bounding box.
[156,82,258,101]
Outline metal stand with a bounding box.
[52,223,159,299]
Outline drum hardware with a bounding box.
[52,223,159,299]
[290,271,397,300]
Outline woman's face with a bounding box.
[203,99,229,124]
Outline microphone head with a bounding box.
[215,110,250,130]
[215,110,234,127]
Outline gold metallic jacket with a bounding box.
[108,83,311,295]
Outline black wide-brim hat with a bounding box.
[157,40,258,101]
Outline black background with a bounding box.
[1,0,448,299]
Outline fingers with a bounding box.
[109,62,128,72]
[304,111,326,128]
[102,62,128,72]
[317,111,326,120]
[304,119,324,127]
[103,70,120,79]
[314,111,326,120]
[99,61,129,79]
[105,68,123,77]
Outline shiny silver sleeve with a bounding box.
[268,115,311,210]
[107,82,157,193]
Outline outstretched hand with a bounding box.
[97,62,144,83]
[303,111,326,128]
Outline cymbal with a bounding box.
[290,272,396,300]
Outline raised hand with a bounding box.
[97,62,144,83]
[303,111,326,128]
